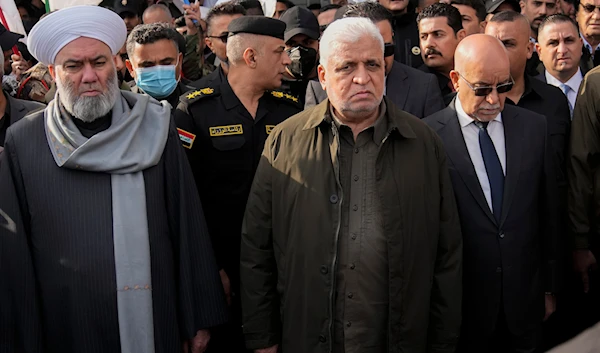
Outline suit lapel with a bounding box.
[499,106,522,227]
[386,64,408,110]
[438,104,497,225]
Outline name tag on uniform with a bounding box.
[266,125,275,134]
[209,124,244,137]
[177,128,196,149]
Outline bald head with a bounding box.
[143,4,173,25]
[485,12,534,79]
[487,11,530,44]
[451,34,512,121]
[454,33,509,73]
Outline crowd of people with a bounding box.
[0,0,599,352]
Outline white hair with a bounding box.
[226,33,263,65]
[319,17,384,68]
[55,64,119,123]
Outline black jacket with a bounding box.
[392,12,424,69]
[0,92,45,147]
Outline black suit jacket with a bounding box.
[304,61,445,118]
[424,102,561,346]
[1,93,45,147]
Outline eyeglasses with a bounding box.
[319,24,328,32]
[458,72,514,96]
[580,3,600,13]
[207,33,228,43]
[384,43,395,57]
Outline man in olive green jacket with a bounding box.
[240,18,462,353]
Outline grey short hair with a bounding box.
[319,17,383,68]
[226,33,263,65]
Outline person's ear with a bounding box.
[48,64,55,79]
[526,40,534,60]
[176,52,184,80]
[479,20,487,33]
[457,29,467,41]
[318,64,327,91]
[243,48,258,68]
[449,70,460,91]
[125,59,136,79]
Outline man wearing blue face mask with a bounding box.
[125,23,195,108]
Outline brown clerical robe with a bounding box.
[0,110,228,353]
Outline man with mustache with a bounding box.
[521,0,560,41]
[0,5,228,353]
[418,3,467,105]
[174,16,301,353]
[424,33,561,353]
[576,0,600,70]
[240,16,462,353]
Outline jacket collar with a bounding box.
[302,96,417,139]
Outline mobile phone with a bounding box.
[182,0,198,25]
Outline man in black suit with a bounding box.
[486,12,571,217]
[424,34,561,352]
[304,2,445,118]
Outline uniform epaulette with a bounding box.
[268,90,301,107]
[179,87,219,107]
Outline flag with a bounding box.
[0,0,27,43]
[41,0,103,12]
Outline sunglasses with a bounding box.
[384,43,395,57]
[458,72,514,96]
[581,3,600,12]
[207,33,228,43]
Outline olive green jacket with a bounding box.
[240,97,463,353]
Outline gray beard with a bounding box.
[56,70,120,123]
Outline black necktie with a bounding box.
[475,121,504,223]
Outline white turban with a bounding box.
[27,5,127,65]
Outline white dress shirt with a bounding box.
[455,97,507,212]
[545,68,583,113]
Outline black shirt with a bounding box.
[505,75,571,213]
[392,12,424,69]
[279,78,311,107]
[173,79,301,285]
[190,65,226,90]
[73,113,112,139]
[419,65,455,106]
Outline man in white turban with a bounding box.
[0,5,228,353]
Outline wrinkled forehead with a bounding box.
[54,37,113,64]
[328,39,383,62]
[462,63,511,84]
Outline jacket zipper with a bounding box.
[328,123,343,352]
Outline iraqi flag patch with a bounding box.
[177,128,196,149]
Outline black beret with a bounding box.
[227,16,286,40]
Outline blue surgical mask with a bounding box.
[134,61,179,99]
